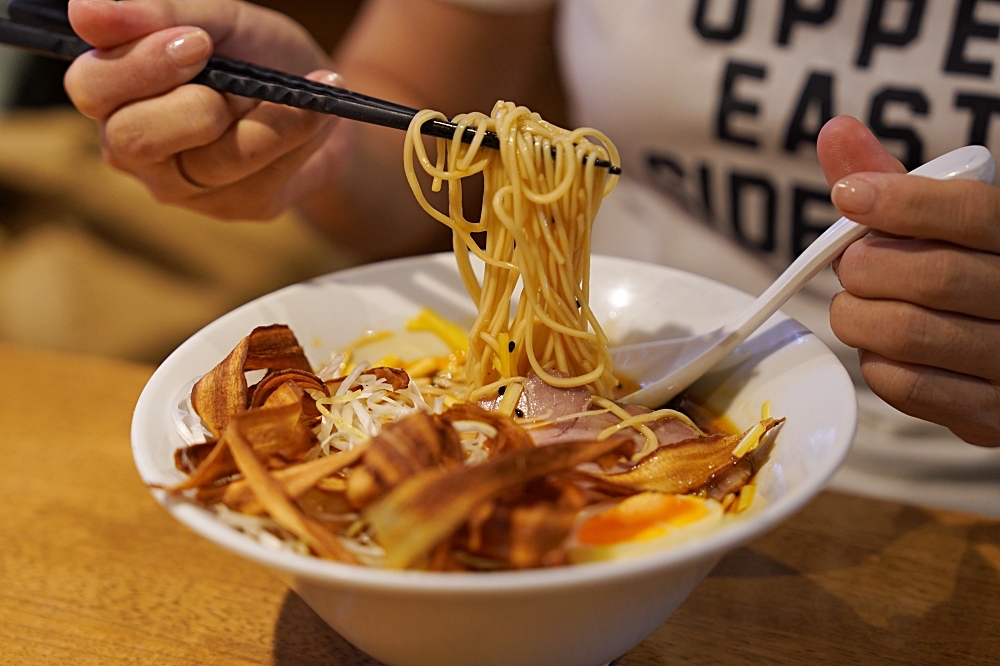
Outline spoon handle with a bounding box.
[723,145,996,345]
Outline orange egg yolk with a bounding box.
[575,493,707,546]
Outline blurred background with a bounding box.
[0,1,371,363]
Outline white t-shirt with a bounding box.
[445,0,1000,517]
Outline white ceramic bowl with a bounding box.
[131,253,856,666]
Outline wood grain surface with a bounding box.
[1,343,997,665]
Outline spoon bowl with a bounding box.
[613,145,995,408]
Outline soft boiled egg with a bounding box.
[567,492,724,563]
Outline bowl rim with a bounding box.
[132,252,857,593]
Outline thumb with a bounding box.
[69,0,326,74]
[816,116,906,186]
[68,0,213,50]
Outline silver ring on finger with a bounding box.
[172,153,213,193]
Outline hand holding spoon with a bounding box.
[612,145,995,408]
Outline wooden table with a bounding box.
[1,342,997,665]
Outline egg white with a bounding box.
[567,493,725,563]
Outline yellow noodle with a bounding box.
[404,101,620,398]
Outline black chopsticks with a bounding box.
[0,16,87,59]
[0,9,621,175]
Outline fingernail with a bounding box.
[831,256,841,279]
[308,70,344,87]
[166,29,212,68]
[831,177,878,215]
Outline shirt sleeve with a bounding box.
[434,0,556,14]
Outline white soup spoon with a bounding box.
[612,145,995,408]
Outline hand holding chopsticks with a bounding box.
[0,4,620,174]
[0,0,619,260]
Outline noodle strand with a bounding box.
[404,102,620,398]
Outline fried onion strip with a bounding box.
[346,412,463,508]
[365,436,628,568]
[442,402,534,452]
[591,418,783,494]
[192,336,249,438]
[168,401,313,491]
[191,325,312,437]
[225,416,357,563]
[326,366,411,394]
[251,369,327,409]
[243,324,312,372]
[199,442,370,514]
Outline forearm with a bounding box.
[294,74,451,262]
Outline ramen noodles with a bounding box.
[404,101,620,403]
